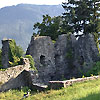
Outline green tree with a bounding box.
[62,0,100,36]
[8,39,24,66]
[33,14,62,40]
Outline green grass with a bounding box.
[0,79,100,100]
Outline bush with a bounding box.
[85,61,100,76]
[24,55,37,72]
[9,56,20,66]
[8,39,24,66]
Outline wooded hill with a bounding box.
[0,4,64,50]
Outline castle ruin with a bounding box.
[1,33,100,86]
[26,34,100,84]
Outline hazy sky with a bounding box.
[0,0,67,8]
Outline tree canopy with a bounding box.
[62,0,100,37]
[33,0,100,41]
[33,14,62,40]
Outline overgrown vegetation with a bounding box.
[0,79,100,100]
[24,55,37,72]
[8,40,37,71]
[85,61,100,76]
[8,39,24,66]
[0,39,37,71]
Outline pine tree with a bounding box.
[62,0,100,37]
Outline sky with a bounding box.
[0,0,67,8]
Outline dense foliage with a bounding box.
[62,0,100,38]
[0,39,37,71]
[24,55,37,71]
[33,15,62,40]
[85,61,100,76]
[8,39,24,66]
[33,0,100,42]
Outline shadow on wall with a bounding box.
[76,92,100,100]
[0,70,32,92]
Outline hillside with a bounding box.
[0,4,64,50]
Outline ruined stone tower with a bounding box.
[26,36,56,84]
[1,39,12,68]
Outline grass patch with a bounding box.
[0,79,100,100]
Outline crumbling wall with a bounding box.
[26,34,100,83]
[54,34,100,79]
[73,34,100,74]
[1,39,12,68]
[0,58,31,91]
[26,36,55,84]
[54,34,77,80]
[0,33,99,90]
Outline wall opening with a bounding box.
[40,55,45,65]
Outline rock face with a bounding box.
[26,36,55,84]
[26,34,100,83]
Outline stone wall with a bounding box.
[54,34,77,79]
[1,39,12,68]
[26,36,55,84]
[26,34,100,83]
[0,33,99,90]
[73,34,100,76]
[0,58,31,91]
[54,34,100,79]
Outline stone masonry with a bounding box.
[1,33,99,86]
[26,36,55,84]
[0,58,31,91]
[26,34,100,84]
[1,39,12,68]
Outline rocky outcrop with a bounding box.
[26,36,55,84]
[26,34,100,83]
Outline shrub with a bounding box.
[9,56,20,66]
[24,55,37,72]
[8,39,24,66]
[85,61,100,76]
